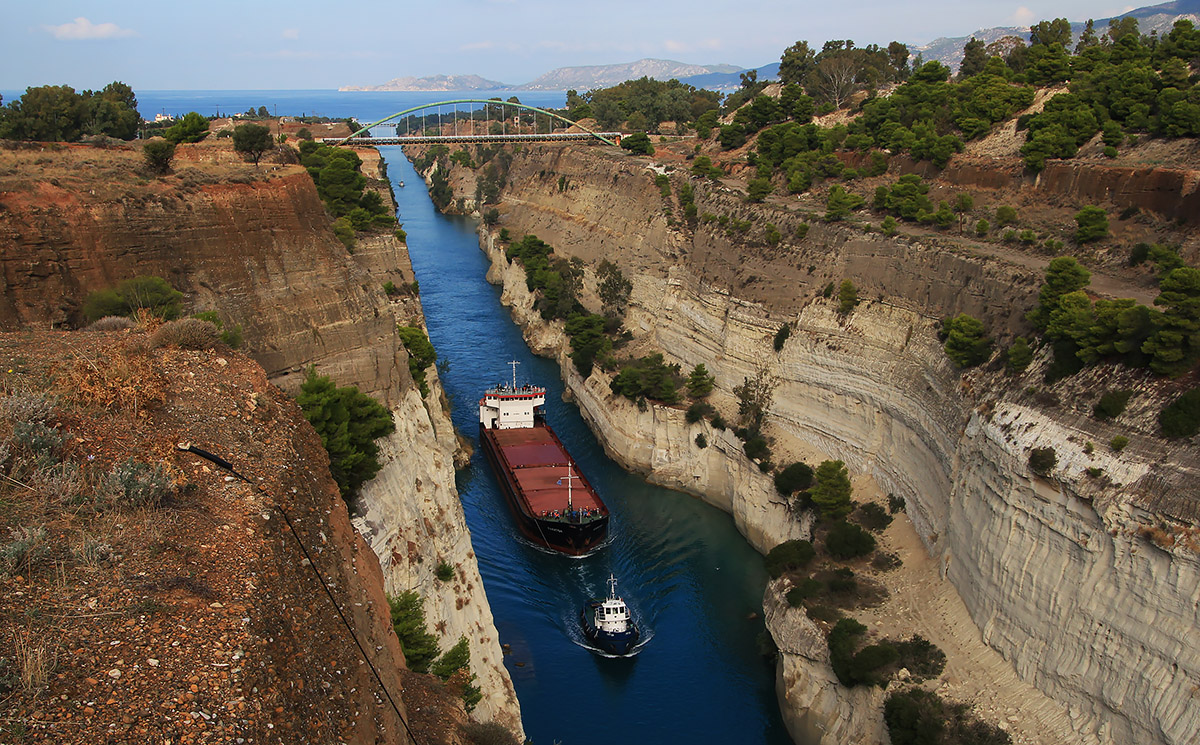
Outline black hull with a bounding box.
[480,424,609,556]
[580,604,640,656]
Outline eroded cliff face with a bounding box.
[459,143,1198,745]
[0,141,522,738]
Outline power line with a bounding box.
[176,443,421,745]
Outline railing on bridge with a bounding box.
[323,131,623,146]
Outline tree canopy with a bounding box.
[232,122,273,165]
[0,82,140,141]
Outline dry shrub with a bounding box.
[1138,525,1177,550]
[2,526,49,575]
[31,461,83,504]
[0,390,57,425]
[13,630,59,693]
[85,315,135,332]
[148,318,220,350]
[67,344,167,412]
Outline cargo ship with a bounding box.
[479,363,609,556]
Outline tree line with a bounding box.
[0,82,140,141]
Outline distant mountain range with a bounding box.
[516,59,740,90]
[341,74,508,92]
[339,59,741,92]
[341,0,1200,93]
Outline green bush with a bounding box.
[828,617,898,687]
[856,502,893,532]
[296,366,395,504]
[828,569,857,594]
[1093,390,1133,420]
[82,276,183,323]
[610,353,680,403]
[774,323,792,351]
[1110,435,1130,452]
[102,458,173,510]
[764,539,816,578]
[685,401,714,424]
[695,432,708,449]
[142,138,176,174]
[464,722,521,745]
[1028,447,1057,476]
[786,578,824,607]
[884,688,946,745]
[387,591,440,674]
[774,461,814,496]
[685,364,715,399]
[825,520,876,559]
[435,561,455,582]
[1074,206,1109,243]
[1005,337,1034,375]
[743,435,770,461]
[1159,388,1200,438]
[812,460,853,519]
[941,314,992,367]
[398,325,437,398]
[894,635,947,680]
[838,280,858,315]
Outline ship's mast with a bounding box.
[509,360,519,390]
[560,465,579,512]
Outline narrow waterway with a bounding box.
[381,147,791,745]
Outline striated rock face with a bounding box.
[0,144,522,737]
[468,144,1199,744]
[763,581,887,744]
[0,168,405,400]
[355,384,523,735]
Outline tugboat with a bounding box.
[479,362,609,556]
[581,575,639,655]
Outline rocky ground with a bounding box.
[0,325,468,744]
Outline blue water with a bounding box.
[381,149,791,744]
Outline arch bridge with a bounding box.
[321,99,622,147]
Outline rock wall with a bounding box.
[469,144,1199,745]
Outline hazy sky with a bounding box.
[2,1,1139,90]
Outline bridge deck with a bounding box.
[321,132,622,146]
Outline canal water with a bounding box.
[380,147,792,745]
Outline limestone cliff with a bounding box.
[440,142,1197,745]
[0,140,522,738]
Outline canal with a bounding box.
[380,146,791,745]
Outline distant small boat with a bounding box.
[399,180,405,187]
[581,575,639,656]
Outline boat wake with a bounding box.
[562,607,652,657]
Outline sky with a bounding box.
[2,1,1141,91]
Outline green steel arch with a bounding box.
[338,99,618,147]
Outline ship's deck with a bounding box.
[489,426,605,514]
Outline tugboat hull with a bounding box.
[580,601,640,655]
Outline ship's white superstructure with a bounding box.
[479,360,545,430]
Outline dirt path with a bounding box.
[767,189,1161,306]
